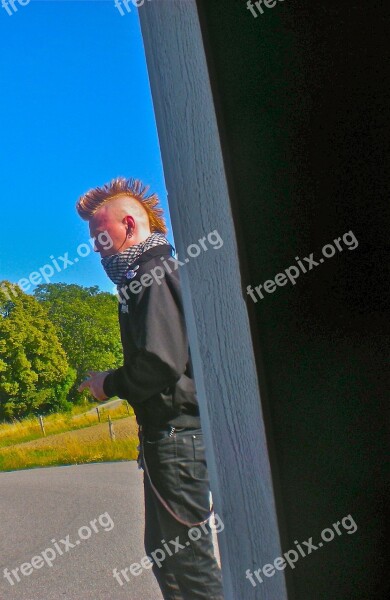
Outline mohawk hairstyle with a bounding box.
[76,176,168,235]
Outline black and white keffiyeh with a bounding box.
[101,233,170,285]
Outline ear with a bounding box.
[123,215,135,230]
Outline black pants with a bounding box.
[139,426,224,600]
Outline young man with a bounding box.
[76,177,224,600]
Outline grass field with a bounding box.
[0,402,139,472]
[0,401,133,448]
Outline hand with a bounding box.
[78,370,111,402]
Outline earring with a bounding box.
[127,229,133,239]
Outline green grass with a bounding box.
[0,401,134,448]
[0,437,138,472]
[0,401,138,472]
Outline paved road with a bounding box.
[0,462,164,599]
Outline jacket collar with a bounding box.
[118,244,175,287]
[128,243,175,267]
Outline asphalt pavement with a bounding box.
[0,462,164,599]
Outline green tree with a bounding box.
[0,282,72,420]
[34,284,122,400]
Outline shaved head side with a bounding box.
[76,176,167,235]
[100,195,150,229]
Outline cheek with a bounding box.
[110,229,126,250]
[98,227,124,253]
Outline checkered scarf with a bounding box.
[101,233,170,285]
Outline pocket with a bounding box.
[145,433,175,445]
[175,433,211,523]
[191,433,208,480]
[144,426,187,444]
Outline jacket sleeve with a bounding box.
[102,271,189,404]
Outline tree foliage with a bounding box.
[33,284,122,399]
[0,282,122,420]
[0,282,71,419]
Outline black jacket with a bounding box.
[103,244,201,430]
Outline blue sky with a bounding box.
[0,0,172,294]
